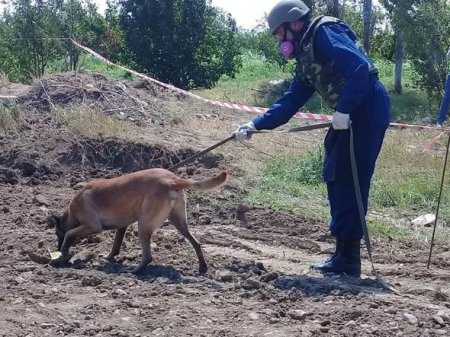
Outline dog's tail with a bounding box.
[174,171,228,191]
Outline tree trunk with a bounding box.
[394,32,404,94]
[363,0,372,53]
[332,0,339,17]
[326,0,340,17]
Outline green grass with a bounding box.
[194,52,293,106]
[47,53,135,81]
[196,54,437,123]
[201,54,449,242]
[245,146,329,220]
[377,60,436,121]
[243,135,450,243]
[0,105,20,130]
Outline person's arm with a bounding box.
[252,78,315,130]
[314,24,371,117]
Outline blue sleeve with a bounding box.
[252,78,315,130]
[314,24,371,115]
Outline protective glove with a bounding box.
[332,111,350,130]
[233,121,256,141]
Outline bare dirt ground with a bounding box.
[1,71,449,337]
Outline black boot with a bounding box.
[311,239,361,277]
[311,238,343,269]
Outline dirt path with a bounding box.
[1,182,449,337]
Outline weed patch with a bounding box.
[0,105,20,130]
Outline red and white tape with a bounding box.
[74,40,449,131]
[1,39,444,132]
[71,39,336,121]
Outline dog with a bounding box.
[48,168,227,274]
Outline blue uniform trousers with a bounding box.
[324,76,390,240]
[437,74,450,125]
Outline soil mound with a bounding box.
[20,71,169,123]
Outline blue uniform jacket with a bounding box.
[252,21,390,184]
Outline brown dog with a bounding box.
[49,168,227,273]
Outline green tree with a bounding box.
[119,0,241,89]
[4,0,62,81]
[382,0,450,99]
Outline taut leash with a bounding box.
[168,122,332,171]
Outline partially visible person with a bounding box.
[436,46,450,127]
[233,0,391,277]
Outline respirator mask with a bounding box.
[279,40,295,59]
[278,23,295,60]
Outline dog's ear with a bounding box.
[46,213,61,229]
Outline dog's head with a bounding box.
[46,211,69,251]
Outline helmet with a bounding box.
[267,0,311,35]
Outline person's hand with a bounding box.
[332,111,350,130]
[233,122,256,141]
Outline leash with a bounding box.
[169,121,399,292]
[349,124,400,294]
[427,132,450,268]
[168,122,332,171]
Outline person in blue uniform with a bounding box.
[436,47,450,127]
[233,0,390,277]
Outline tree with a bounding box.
[5,0,63,81]
[328,0,340,17]
[392,32,404,93]
[119,0,241,89]
[363,0,372,53]
[381,0,450,99]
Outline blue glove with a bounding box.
[233,122,256,141]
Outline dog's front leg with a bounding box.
[106,227,127,260]
[53,226,97,266]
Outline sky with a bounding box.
[93,0,382,30]
[210,0,275,29]
[0,1,382,30]
[92,0,274,29]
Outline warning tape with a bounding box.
[72,39,449,131]
[71,39,335,121]
[0,38,445,132]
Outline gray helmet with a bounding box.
[267,0,311,35]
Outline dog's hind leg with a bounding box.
[131,199,171,274]
[169,194,207,274]
[106,227,127,261]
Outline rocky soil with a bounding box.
[0,71,449,337]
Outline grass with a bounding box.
[194,52,293,107]
[241,128,450,243]
[245,146,328,220]
[196,53,438,122]
[0,105,20,130]
[51,105,131,138]
[47,53,135,81]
